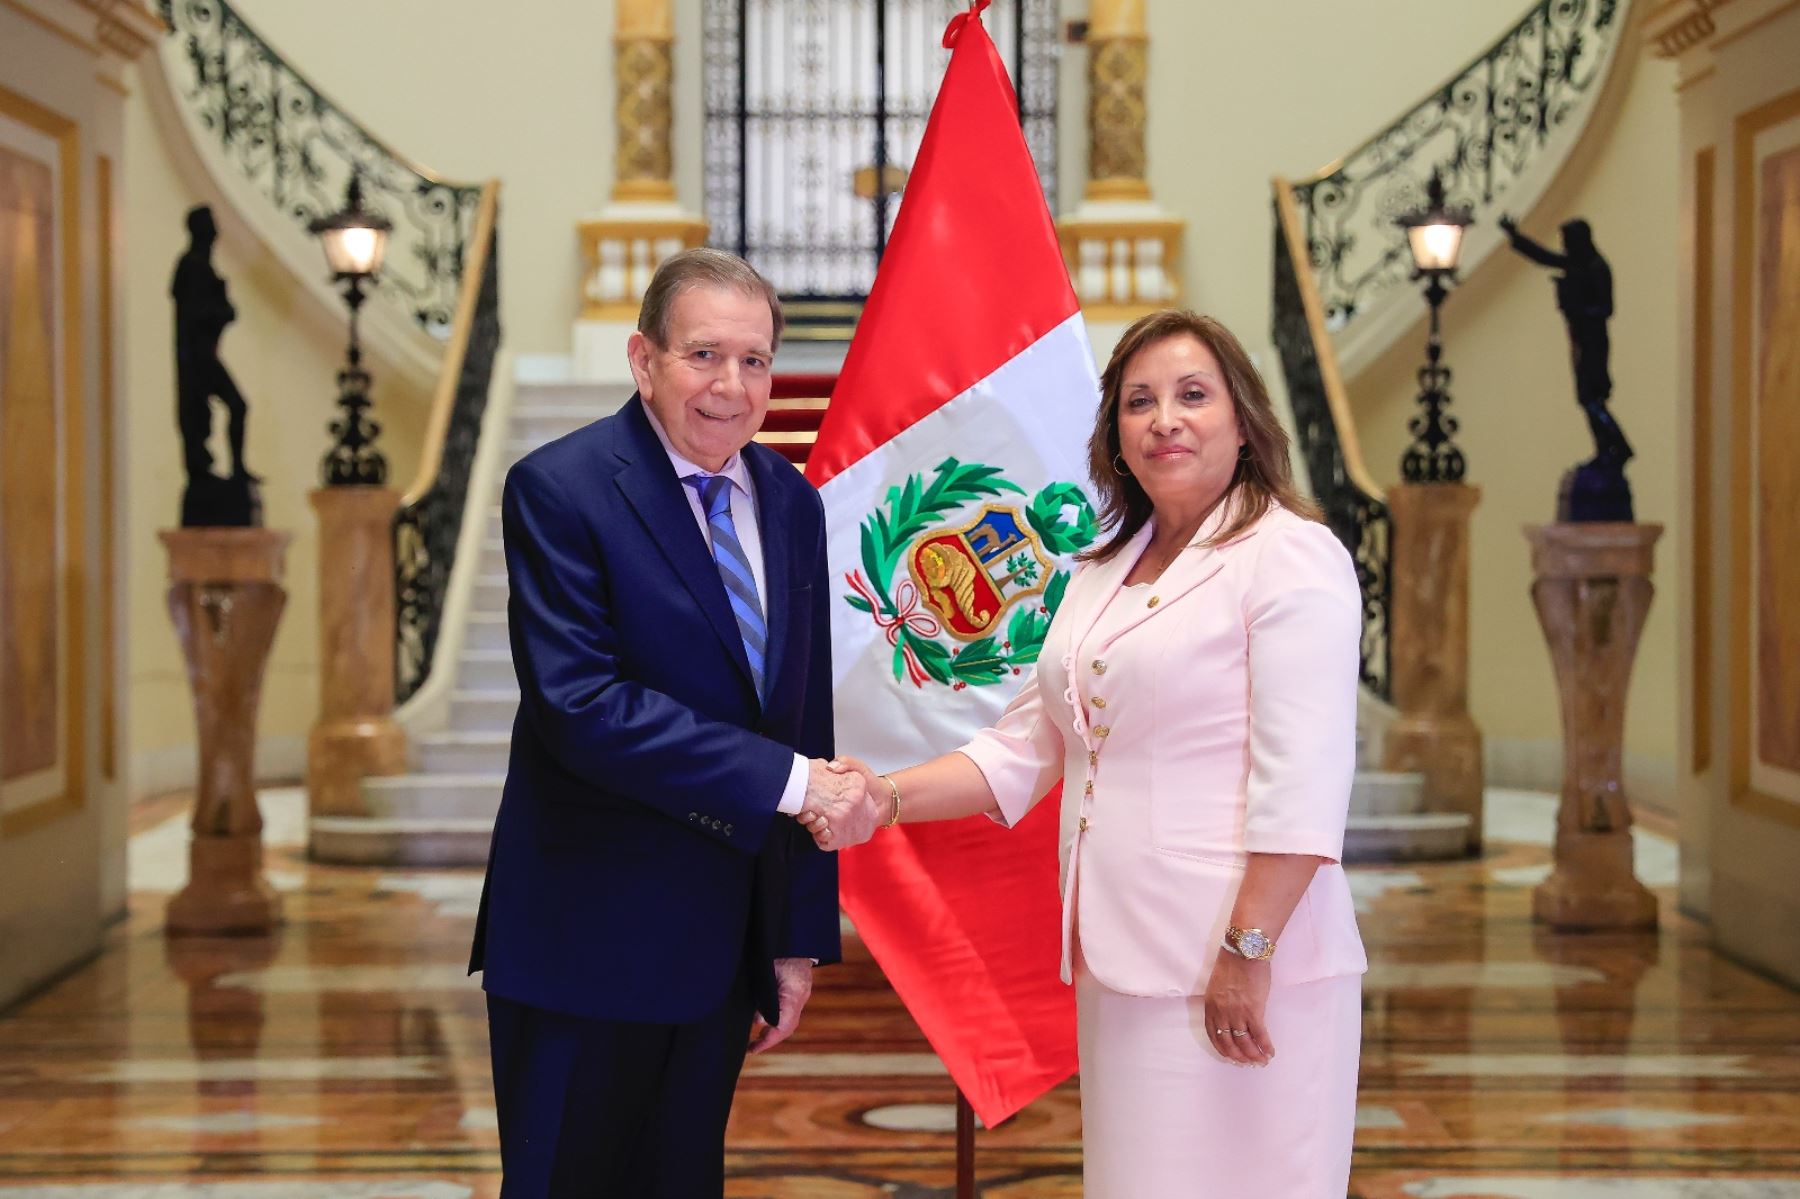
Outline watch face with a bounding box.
[1238,930,1270,958]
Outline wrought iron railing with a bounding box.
[1271,204,1392,701]
[1292,0,1623,329]
[396,191,503,704]
[157,0,483,336]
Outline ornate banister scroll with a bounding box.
[394,185,502,704]
[156,0,484,337]
[1272,179,1393,701]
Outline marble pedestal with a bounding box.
[160,528,291,936]
[1525,522,1663,931]
[1383,483,1485,853]
[306,487,406,832]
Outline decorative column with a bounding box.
[1382,483,1485,852]
[1525,522,1663,931]
[1057,0,1185,323]
[575,0,708,380]
[160,529,291,936]
[305,487,407,837]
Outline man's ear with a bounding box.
[626,330,653,397]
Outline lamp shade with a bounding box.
[308,172,393,280]
[1396,169,1473,275]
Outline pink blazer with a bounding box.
[959,503,1368,997]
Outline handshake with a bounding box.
[793,757,892,852]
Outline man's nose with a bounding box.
[711,359,745,397]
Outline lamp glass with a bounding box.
[322,224,387,278]
[1408,222,1465,274]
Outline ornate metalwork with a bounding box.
[394,224,503,704]
[1271,217,1392,700]
[1292,0,1624,328]
[156,0,483,336]
[702,0,1059,302]
[320,274,388,487]
[1401,274,1468,484]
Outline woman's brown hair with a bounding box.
[1081,309,1319,563]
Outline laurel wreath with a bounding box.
[844,458,1099,688]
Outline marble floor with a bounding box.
[1,789,1797,1196]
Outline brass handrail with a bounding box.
[402,180,501,507]
[1272,177,1384,503]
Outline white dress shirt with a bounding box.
[641,403,809,817]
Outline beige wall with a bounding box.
[1665,0,1800,983]
[120,56,431,792]
[110,2,1683,812]
[1349,51,1682,814]
[0,0,144,1008]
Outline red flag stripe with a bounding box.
[805,15,1078,489]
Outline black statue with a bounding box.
[172,205,261,527]
[1500,213,1634,522]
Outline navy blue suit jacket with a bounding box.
[469,395,841,1027]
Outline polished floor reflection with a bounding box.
[0,789,1797,1196]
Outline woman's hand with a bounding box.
[1203,950,1274,1066]
[828,756,891,822]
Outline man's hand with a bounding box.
[747,957,813,1054]
[794,758,880,850]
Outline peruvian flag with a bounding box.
[804,0,1095,1128]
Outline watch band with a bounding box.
[1224,925,1276,960]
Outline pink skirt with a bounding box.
[1075,964,1362,1197]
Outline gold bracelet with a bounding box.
[878,774,901,829]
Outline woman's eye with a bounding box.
[1184,388,1206,402]
[1126,395,1152,409]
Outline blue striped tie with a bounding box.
[685,473,767,700]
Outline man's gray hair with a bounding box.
[637,247,784,352]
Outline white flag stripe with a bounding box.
[820,312,1100,774]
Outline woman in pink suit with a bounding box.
[817,310,1367,1196]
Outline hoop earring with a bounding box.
[1111,453,1131,477]
[1237,444,1252,462]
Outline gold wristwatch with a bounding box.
[1223,925,1276,961]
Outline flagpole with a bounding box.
[956,1088,977,1198]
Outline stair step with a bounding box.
[472,574,509,612]
[1342,812,1471,863]
[458,650,515,691]
[451,689,520,731]
[418,730,512,774]
[513,405,605,442]
[362,773,506,820]
[1348,770,1427,817]
[309,815,494,867]
[485,506,503,543]
[465,613,510,652]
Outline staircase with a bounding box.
[314,377,836,866]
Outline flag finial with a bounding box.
[941,0,991,48]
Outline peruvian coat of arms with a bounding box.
[845,458,1099,688]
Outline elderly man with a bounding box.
[470,248,880,1197]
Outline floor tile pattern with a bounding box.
[0,789,1796,1196]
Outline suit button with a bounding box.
[1091,696,1106,709]
[1088,750,1098,767]
[688,812,699,821]
[1147,595,1160,608]
[1092,659,1107,675]
[1094,725,1111,738]
[1083,781,1094,796]
[724,824,734,836]
[1079,817,1090,832]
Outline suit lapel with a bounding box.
[746,447,793,697]
[1059,523,1153,664]
[611,396,758,693]
[1092,540,1227,653]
